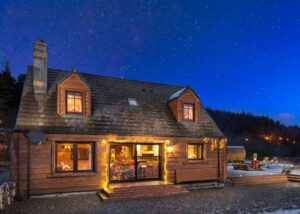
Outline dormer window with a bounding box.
[183,103,194,121]
[128,98,138,106]
[66,91,83,114]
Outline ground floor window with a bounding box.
[56,142,94,172]
[187,143,204,160]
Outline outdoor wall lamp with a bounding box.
[166,145,174,153]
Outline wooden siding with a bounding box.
[168,89,200,123]
[57,73,91,116]
[16,134,226,196]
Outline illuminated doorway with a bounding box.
[109,143,161,182]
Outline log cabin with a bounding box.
[14,40,227,200]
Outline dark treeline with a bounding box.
[0,61,299,157]
[0,62,25,128]
[207,109,300,158]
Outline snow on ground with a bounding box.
[228,162,300,177]
[261,209,300,214]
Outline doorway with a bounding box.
[109,143,161,182]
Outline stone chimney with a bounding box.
[33,39,48,95]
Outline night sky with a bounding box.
[1,1,300,126]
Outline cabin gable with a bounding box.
[57,72,91,116]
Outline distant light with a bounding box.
[279,137,283,141]
[293,141,296,144]
[128,98,138,106]
[245,138,249,142]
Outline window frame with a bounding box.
[55,142,95,173]
[183,103,195,121]
[187,143,204,160]
[65,91,84,115]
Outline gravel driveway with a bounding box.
[2,183,300,214]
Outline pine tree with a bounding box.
[0,62,16,107]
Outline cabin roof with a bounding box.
[15,67,224,138]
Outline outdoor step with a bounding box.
[99,183,189,202]
[99,190,189,203]
[107,188,187,198]
[108,186,186,194]
[109,185,179,193]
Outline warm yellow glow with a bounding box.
[210,138,226,151]
[163,141,168,181]
[103,135,169,144]
[99,139,109,191]
[136,144,141,155]
[99,136,170,187]
[166,145,174,153]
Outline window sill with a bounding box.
[47,172,97,178]
[183,160,208,164]
[60,114,88,119]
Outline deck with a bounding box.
[228,174,300,186]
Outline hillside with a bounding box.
[207,109,300,157]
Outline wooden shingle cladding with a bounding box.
[16,133,226,196]
[57,72,91,116]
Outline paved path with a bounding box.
[2,183,300,214]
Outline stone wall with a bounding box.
[0,182,16,209]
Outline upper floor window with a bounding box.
[183,104,194,120]
[66,92,83,114]
[188,143,204,160]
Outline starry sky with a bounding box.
[1,1,300,126]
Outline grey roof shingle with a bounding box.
[15,67,224,138]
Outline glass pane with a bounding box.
[110,144,135,181]
[184,104,193,120]
[184,108,189,119]
[188,144,197,159]
[74,97,82,113]
[67,95,75,112]
[188,107,193,120]
[78,144,92,170]
[56,143,74,171]
[67,93,82,113]
[137,144,160,179]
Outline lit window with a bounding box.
[188,144,204,160]
[128,98,138,106]
[66,92,83,114]
[56,142,94,172]
[183,104,194,120]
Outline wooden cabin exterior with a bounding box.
[14,40,226,197]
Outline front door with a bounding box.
[109,143,161,182]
